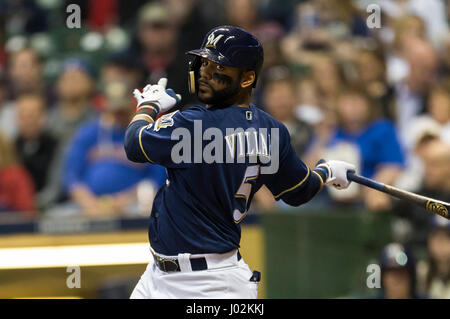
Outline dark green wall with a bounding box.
[263,210,393,298]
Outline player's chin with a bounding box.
[197,89,214,103]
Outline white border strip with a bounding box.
[0,243,150,269]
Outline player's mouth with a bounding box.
[198,80,212,91]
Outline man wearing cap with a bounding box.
[39,58,98,208]
[122,2,196,107]
[378,243,427,299]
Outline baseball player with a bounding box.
[124,26,355,299]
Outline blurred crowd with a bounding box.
[0,0,449,298]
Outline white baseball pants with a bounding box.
[130,248,259,299]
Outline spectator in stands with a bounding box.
[164,0,215,58]
[225,0,259,35]
[0,132,35,215]
[409,81,450,146]
[82,0,120,32]
[48,58,96,146]
[8,48,45,97]
[122,2,196,107]
[0,0,49,36]
[311,55,344,110]
[306,88,404,211]
[385,14,426,87]
[399,137,450,246]
[428,82,450,144]
[441,37,450,77]
[403,37,438,95]
[100,55,143,89]
[391,38,439,150]
[353,48,394,109]
[280,0,368,71]
[96,54,144,112]
[15,93,58,195]
[1,48,45,140]
[294,77,334,173]
[39,58,97,209]
[378,242,425,299]
[224,0,285,47]
[415,137,450,201]
[263,74,313,157]
[63,79,166,217]
[281,44,346,111]
[293,77,323,125]
[418,216,450,299]
[253,71,315,212]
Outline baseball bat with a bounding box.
[347,172,450,220]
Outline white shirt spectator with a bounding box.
[395,83,424,150]
[0,101,18,140]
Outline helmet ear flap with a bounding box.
[188,58,201,94]
[188,70,196,94]
[252,60,263,88]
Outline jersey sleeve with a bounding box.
[263,124,322,206]
[124,108,203,168]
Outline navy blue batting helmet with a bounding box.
[379,243,415,270]
[186,25,264,93]
[379,243,417,296]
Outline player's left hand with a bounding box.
[315,159,356,190]
[133,78,182,113]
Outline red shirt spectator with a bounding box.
[0,133,36,215]
[0,164,36,214]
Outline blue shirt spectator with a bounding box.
[64,116,166,196]
[328,119,404,178]
[303,88,405,211]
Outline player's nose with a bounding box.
[199,64,213,80]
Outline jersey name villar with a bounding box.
[125,104,319,255]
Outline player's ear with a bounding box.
[240,70,255,89]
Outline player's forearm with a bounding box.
[273,146,326,207]
[128,98,160,126]
[280,171,324,207]
[124,120,152,163]
[278,157,355,207]
[124,99,161,162]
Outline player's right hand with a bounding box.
[133,78,182,113]
[315,159,356,190]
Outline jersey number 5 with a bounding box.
[233,165,260,223]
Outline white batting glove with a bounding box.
[132,78,182,113]
[316,160,356,190]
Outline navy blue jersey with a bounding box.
[125,104,322,255]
